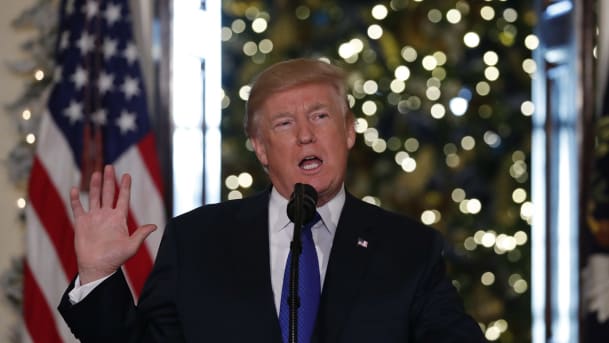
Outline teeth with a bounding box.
[300,156,321,170]
[302,161,320,170]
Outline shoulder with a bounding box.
[166,190,269,233]
[342,192,445,264]
[345,192,440,242]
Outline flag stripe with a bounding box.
[114,142,164,257]
[137,133,164,198]
[25,206,78,342]
[123,205,153,296]
[35,112,82,218]
[23,264,64,343]
[21,327,34,343]
[28,158,78,279]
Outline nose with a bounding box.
[297,121,315,144]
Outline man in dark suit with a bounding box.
[59,58,486,342]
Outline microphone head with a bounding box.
[287,183,318,223]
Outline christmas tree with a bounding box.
[221,1,534,341]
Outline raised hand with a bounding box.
[70,165,157,284]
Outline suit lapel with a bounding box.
[229,190,283,342]
[316,192,374,341]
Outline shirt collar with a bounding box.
[269,186,345,235]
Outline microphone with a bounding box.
[287,183,318,224]
[285,183,317,343]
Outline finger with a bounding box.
[127,224,157,254]
[101,165,116,208]
[116,173,132,217]
[88,170,102,210]
[70,186,85,217]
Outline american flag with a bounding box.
[356,238,368,248]
[23,0,166,341]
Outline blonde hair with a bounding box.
[244,58,350,138]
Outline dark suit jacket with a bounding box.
[59,190,486,342]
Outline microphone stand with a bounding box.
[288,185,305,343]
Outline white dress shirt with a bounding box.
[268,186,344,315]
[69,186,346,312]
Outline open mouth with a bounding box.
[299,156,322,171]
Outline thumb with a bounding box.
[127,224,158,252]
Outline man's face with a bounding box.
[250,82,356,206]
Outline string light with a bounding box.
[367,24,383,40]
[427,9,442,23]
[401,46,417,62]
[400,157,416,172]
[34,69,44,81]
[221,27,232,41]
[361,100,377,116]
[237,172,253,188]
[398,139,416,154]
[481,271,495,286]
[295,6,310,20]
[524,34,539,50]
[225,175,239,190]
[25,134,36,144]
[371,4,388,20]
[480,6,495,21]
[16,198,27,209]
[228,190,242,200]
[258,39,273,54]
[446,9,462,24]
[463,32,480,47]
[372,139,387,153]
[430,103,446,119]
[355,118,368,133]
[251,18,268,33]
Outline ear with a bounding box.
[345,111,356,149]
[250,136,269,166]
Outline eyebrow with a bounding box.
[269,103,329,120]
[307,103,328,112]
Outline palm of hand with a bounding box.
[71,165,156,284]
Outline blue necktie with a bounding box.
[279,212,322,343]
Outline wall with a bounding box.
[0,0,40,338]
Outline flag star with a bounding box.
[63,101,83,124]
[121,76,140,99]
[76,32,95,55]
[83,0,99,18]
[54,66,62,83]
[60,32,70,50]
[104,3,122,27]
[71,66,88,90]
[115,110,137,134]
[98,71,114,94]
[123,42,138,65]
[92,109,107,126]
[103,38,118,59]
[65,0,75,15]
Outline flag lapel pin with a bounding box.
[357,237,368,248]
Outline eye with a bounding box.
[313,112,329,120]
[273,118,293,129]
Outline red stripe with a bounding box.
[123,208,154,298]
[137,133,164,196]
[109,178,154,298]
[23,263,63,343]
[28,157,78,279]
